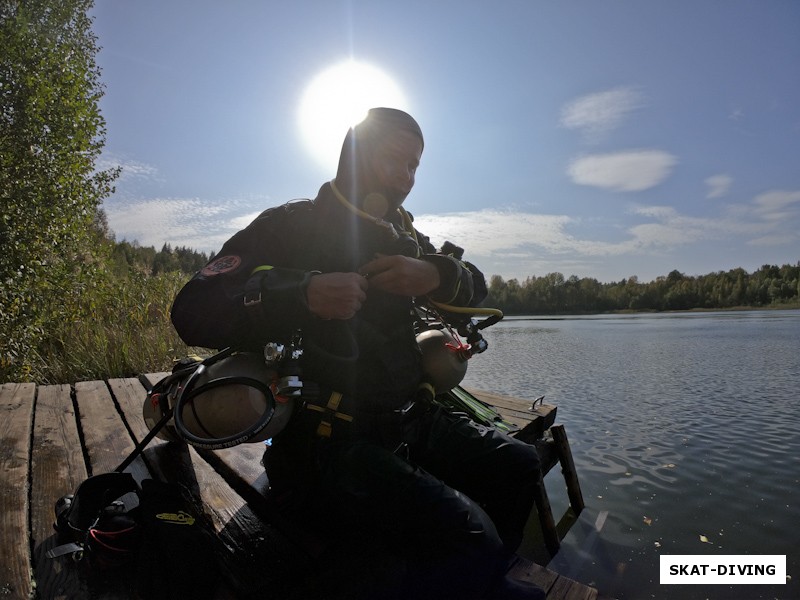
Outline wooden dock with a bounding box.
[1,375,607,600]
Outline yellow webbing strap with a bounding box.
[251,265,274,275]
[305,391,354,438]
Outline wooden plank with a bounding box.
[546,573,599,600]
[552,425,585,515]
[72,380,154,599]
[30,384,90,600]
[109,377,309,598]
[467,387,546,414]
[507,556,559,594]
[508,556,601,600]
[0,382,35,600]
[467,388,558,440]
[74,381,149,482]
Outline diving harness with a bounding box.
[134,294,504,462]
[131,184,507,461]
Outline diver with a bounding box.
[171,108,545,600]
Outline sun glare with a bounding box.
[298,61,409,172]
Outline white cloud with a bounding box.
[560,86,645,140]
[748,234,798,247]
[413,210,574,256]
[97,154,159,182]
[567,150,678,192]
[630,205,678,219]
[415,206,705,263]
[105,191,799,284]
[413,194,796,281]
[753,190,800,220]
[105,197,253,252]
[705,174,732,198]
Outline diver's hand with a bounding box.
[359,255,440,297]
[306,272,368,320]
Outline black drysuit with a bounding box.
[171,182,542,599]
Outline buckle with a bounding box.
[46,542,84,559]
[393,400,416,416]
[243,290,262,307]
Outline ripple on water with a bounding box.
[464,311,800,600]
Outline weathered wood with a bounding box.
[508,556,560,593]
[533,474,561,558]
[30,384,90,600]
[74,380,149,481]
[509,556,599,600]
[468,388,557,436]
[552,424,585,515]
[547,572,600,600]
[0,382,35,600]
[468,388,556,418]
[536,437,562,475]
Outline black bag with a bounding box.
[50,472,142,568]
[49,475,218,598]
[135,479,218,600]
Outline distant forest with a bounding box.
[109,240,212,277]
[485,263,800,314]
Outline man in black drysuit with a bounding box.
[171,108,545,600]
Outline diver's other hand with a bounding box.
[359,255,440,297]
[306,272,368,320]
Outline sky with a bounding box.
[91,1,800,284]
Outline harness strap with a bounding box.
[304,391,354,438]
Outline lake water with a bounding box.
[462,310,799,600]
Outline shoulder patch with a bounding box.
[201,255,242,276]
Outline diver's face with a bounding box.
[368,129,422,212]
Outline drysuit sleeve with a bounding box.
[170,204,316,350]
[415,232,488,308]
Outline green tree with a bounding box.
[1,0,118,381]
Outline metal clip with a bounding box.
[243,291,262,307]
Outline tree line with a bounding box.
[110,241,211,277]
[485,264,800,315]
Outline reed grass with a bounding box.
[31,270,203,384]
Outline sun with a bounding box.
[298,60,409,172]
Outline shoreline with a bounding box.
[500,304,800,318]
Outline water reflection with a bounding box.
[464,310,800,600]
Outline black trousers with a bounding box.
[284,404,543,600]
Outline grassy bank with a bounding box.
[29,271,198,384]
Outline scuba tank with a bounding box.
[414,302,504,395]
[142,339,303,450]
[416,328,470,394]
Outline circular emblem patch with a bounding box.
[200,255,242,276]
